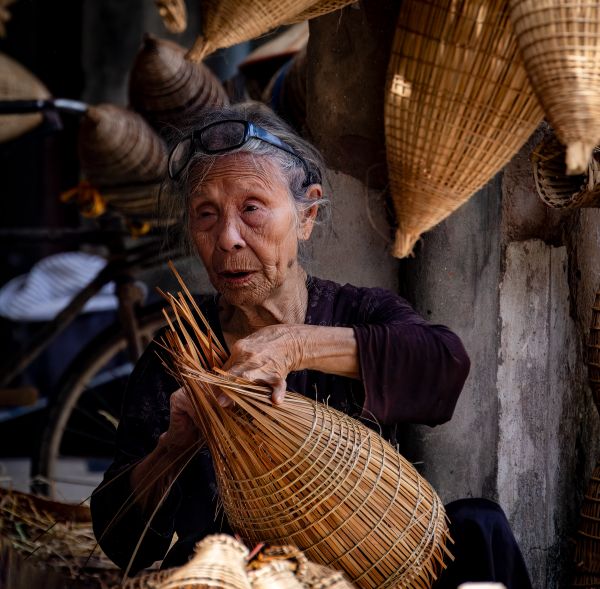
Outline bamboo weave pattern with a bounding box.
[573,465,600,580]
[531,134,600,209]
[161,267,452,589]
[385,0,543,258]
[186,0,356,62]
[509,0,600,174]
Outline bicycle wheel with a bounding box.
[31,306,168,502]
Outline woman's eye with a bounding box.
[244,204,259,213]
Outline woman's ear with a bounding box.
[297,184,322,241]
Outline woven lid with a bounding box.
[78,103,167,187]
[129,35,228,132]
[0,51,51,143]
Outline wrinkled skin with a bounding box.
[133,154,359,491]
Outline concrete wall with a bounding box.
[400,133,600,587]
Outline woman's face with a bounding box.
[188,153,314,307]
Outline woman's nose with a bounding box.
[216,217,246,251]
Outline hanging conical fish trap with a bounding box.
[573,464,600,575]
[78,103,167,187]
[186,0,357,62]
[0,51,51,143]
[385,0,543,258]
[129,36,228,132]
[509,1,600,175]
[531,134,600,209]
[155,0,187,34]
[159,268,452,589]
[157,534,252,589]
[588,288,600,415]
[572,575,600,589]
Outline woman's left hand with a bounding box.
[221,324,304,406]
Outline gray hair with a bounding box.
[161,102,330,254]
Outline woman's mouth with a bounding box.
[218,270,255,285]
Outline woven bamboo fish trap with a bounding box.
[0,51,51,143]
[588,288,600,414]
[573,575,600,589]
[249,560,305,589]
[384,0,543,258]
[129,36,228,133]
[508,1,600,175]
[159,268,452,589]
[573,464,600,575]
[186,1,357,62]
[78,103,167,187]
[531,134,600,209]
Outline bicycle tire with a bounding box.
[31,306,168,501]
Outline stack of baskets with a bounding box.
[159,269,452,589]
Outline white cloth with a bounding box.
[0,252,138,322]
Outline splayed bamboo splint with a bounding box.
[159,265,452,589]
[385,0,543,258]
[531,134,600,210]
[0,51,51,143]
[508,1,600,175]
[129,36,228,132]
[185,0,357,62]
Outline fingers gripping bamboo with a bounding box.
[159,263,452,589]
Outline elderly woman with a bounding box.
[91,103,530,588]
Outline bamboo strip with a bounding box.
[160,268,452,589]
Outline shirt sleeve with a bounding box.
[352,288,470,426]
[90,336,181,573]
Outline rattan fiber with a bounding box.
[0,51,51,143]
[160,268,452,589]
[129,35,228,132]
[532,134,600,209]
[186,1,357,62]
[384,0,543,258]
[509,1,600,174]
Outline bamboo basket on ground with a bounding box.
[0,51,51,143]
[159,268,452,589]
[531,134,600,209]
[588,288,600,414]
[129,36,228,133]
[385,0,543,258]
[573,464,600,576]
[185,1,357,62]
[508,1,600,175]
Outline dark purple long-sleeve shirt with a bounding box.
[90,276,470,573]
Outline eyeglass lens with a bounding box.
[169,136,193,178]
[200,121,247,152]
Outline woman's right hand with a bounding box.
[158,387,202,452]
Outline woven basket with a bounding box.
[508,1,600,174]
[129,35,228,133]
[574,464,600,574]
[588,289,600,415]
[384,0,543,258]
[157,534,252,589]
[78,103,167,187]
[0,51,51,143]
[186,0,357,62]
[249,561,305,589]
[161,276,452,589]
[532,134,600,209]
